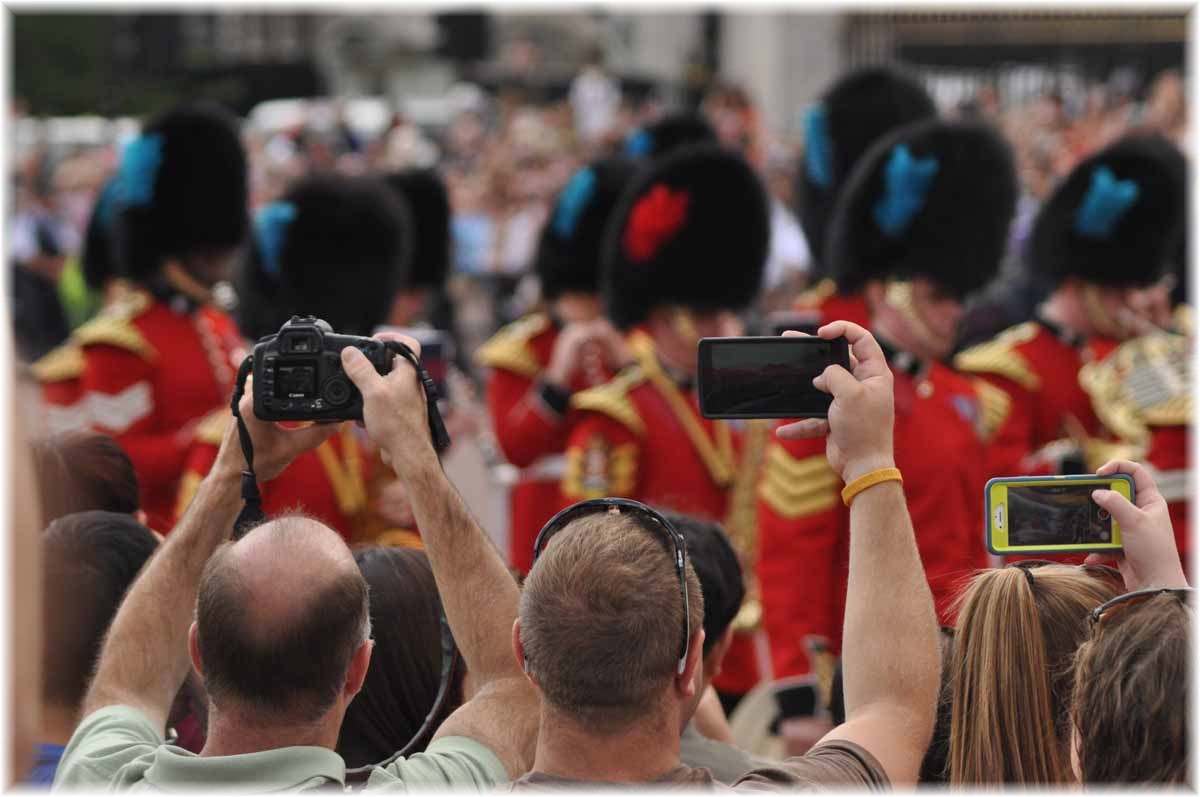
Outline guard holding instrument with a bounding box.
[756,119,1019,747]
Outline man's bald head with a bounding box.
[195,514,370,722]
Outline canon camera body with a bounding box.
[252,316,392,422]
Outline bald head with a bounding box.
[196,515,370,722]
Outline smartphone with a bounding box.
[372,326,453,400]
[697,336,851,419]
[985,474,1134,556]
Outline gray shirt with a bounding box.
[679,723,778,785]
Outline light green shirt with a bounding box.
[51,705,507,792]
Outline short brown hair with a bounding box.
[1072,593,1189,784]
[195,516,370,722]
[948,565,1120,785]
[519,509,704,730]
[32,432,139,522]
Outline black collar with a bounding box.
[875,334,924,378]
[1034,311,1086,349]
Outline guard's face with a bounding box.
[183,247,240,287]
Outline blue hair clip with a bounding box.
[254,202,298,279]
[625,129,653,158]
[1075,166,1140,239]
[804,105,833,189]
[551,167,597,240]
[113,133,164,209]
[872,144,940,238]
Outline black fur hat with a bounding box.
[798,66,937,268]
[110,103,248,281]
[235,174,412,340]
[1029,134,1186,287]
[826,119,1018,299]
[625,112,718,160]
[383,168,451,292]
[81,179,119,292]
[603,144,770,329]
[534,155,641,301]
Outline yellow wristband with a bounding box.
[841,467,903,507]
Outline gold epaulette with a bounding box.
[971,378,1012,442]
[953,322,1041,391]
[73,292,156,361]
[1144,394,1190,427]
[794,278,838,310]
[193,408,231,446]
[31,343,84,383]
[1079,332,1190,441]
[757,443,840,520]
[569,367,648,437]
[474,313,551,378]
[1174,304,1192,338]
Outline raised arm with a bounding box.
[343,337,538,777]
[777,321,940,785]
[82,392,339,731]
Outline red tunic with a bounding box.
[477,313,612,573]
[38,288,244,532]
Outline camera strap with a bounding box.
[227,342,451,540]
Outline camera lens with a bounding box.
[322,377,352,406]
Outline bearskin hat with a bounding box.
[535,156,641,301]
[110,102,249,281]
[798,66,937,269]
[81,179,119,292]
[235,174,412,340]
[602,144,770,329]
[1029,134,1186,287]
[383,168,451,292]
[826,119,1018,299]
[624,112,718,160]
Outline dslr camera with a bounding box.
[252,316,394,422]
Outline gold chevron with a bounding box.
[954,322,1041,391]
[31,343,84,383]
[474,312,551,378]
[757,445,840,519]
[972,378,1013,442]
[315,426,367,517]
[629,331,735,487]
[569,368,649,437]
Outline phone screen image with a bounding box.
[698,337,849,419]
[986,475,1131,555]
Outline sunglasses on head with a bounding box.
[1090,587,1192,630]
[534,498,691,675]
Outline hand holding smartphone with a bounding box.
[697,336,851,419]
[985,474,1134,556]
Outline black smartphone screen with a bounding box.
[1007,484,1114,546]
[697,336,850,419]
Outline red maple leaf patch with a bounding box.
[623,184,690,263]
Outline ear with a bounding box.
[188,621,205,678]
[344,639,374,699]
[674,628,706,699]
[702,626,736,683]
[512,618,536,687]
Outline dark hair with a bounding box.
[337,547,464,767]
[195,516,370,721]
[41,511,159,707]
[32,432,139,522]
[660,512,744,657]
[1072,594,1189,784]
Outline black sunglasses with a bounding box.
[1090,587,1192,629]
[534,498,691,675]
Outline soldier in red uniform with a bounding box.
[787,66,937,329]
[757,119,1019,747]
[476,156,639,573]
[176,173,412,540]
[34,104,249,532]
[560,144,770,701]
[957,135,1187,556]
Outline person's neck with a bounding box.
[871,314,928,364]
[40,702,79,746]
[533,705,682,784]
[1039,290,1090,339]
[200,704,340,756]
[645,330,696,382]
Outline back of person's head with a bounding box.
[194,515,370,723]
[41,511,159,710]
[948,565,1120,785]
[32,432,139,524]
[660,512,744,661]
[519,509,704,731]
[337,547,463,767]
[1071,592,1189,784]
